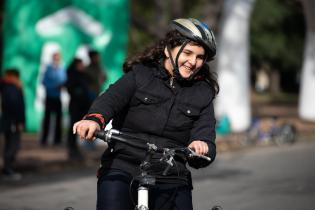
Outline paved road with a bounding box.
[192,140,315,210]
[0,140,314,210]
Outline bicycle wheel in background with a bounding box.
[273,124,297,146]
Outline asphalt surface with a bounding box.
[192,140,315,210]
[0,137,314,210]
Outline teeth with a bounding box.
[184,66,191,71]
[181,66,194,76]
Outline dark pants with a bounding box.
[67,100,89,157]
[2,129,21,173]
[41,97,62,145]
[97,169,193,210]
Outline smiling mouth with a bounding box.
[183,66,194,74]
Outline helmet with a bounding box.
[170,18,216,60]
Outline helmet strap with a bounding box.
[174,40,189,67]
[166,40,190,81]
[166,45,177,71]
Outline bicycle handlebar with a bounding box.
[94,129,211,162]
[94,129,216,209]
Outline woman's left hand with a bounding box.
[188,140,209,156]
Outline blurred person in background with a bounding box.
[85,50,107,103]
[66,58,90,161]
[84,50,107,150]
[0,68,25,180]
[40,52,67,146]
[73,18,219,210]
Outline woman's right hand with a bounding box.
[73,120,100,140]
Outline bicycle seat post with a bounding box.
[137,185,149,210]
[136,173,155,210]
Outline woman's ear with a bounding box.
[164,47,170,58]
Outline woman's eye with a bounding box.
[197,56,205,61]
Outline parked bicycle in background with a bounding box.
[244,116,297,146]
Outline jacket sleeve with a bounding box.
[84,70,137,129]
[188,98,216,167]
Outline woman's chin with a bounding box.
[179,70,192,78]
[179,73,192,79]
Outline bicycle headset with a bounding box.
[167,18,217,81]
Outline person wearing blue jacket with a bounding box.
[40,52,67,146]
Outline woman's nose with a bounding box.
[189,56,197,66]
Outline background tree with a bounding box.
[128,0,223,56]
[215,0,256,132]
[250,0,305,94]
[298,0,315,121]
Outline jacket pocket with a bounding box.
[178,104,200,117]
[133,91,162,105]
[176,104,201,129]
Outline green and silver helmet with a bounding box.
[170,18,216,60]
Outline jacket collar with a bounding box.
[151,61,207,86]
[153,61,171,80]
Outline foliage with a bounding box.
[250,0,305,73]
[127,0,222,57]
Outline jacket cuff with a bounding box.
[83,113,106,129]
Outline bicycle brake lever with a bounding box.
[187,148,211,162]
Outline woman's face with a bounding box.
[164,42,206,78]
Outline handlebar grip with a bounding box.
[94,130,107,140]
[195,154,211,162]
[186,150,212,169]
[186,148,211,162]
[93,129,131,144]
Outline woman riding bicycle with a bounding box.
[73,18,219,210]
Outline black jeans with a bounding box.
[97,169,193,210]
[67,100,89,156]
[40,97,62,145]
[2,130,21,173]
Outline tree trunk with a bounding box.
[215,0,256,132]
[298,0,315,121]
[269,70,281,95]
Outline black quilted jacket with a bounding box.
[85,62,217,186]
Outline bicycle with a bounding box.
[92,128,222,210]
[244,117,297,146]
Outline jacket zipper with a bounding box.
[170,77,175,89]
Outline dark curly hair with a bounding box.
[123,30,219,96]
